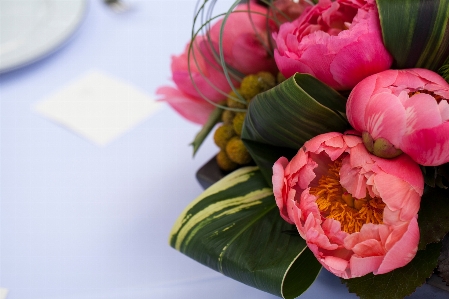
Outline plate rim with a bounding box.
[0,0,87,74]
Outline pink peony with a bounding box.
[157,3,277,124]
[272,132,423,278]
[347,68,449,166]
[157,36,231,124]
[209,3,278,76]
[273,0,392,90]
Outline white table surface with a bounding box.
[1,1,448,298]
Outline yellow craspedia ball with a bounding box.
[240,72,276,101]
[233,112,246,136]
[226,137,252,165]
[227,90,247,109]
[213,124,236,150]
[222,109,236,125]
[216,150,239,172]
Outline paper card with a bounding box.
[33,70,162,146]
[0,288,8,299]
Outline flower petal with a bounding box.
[401,122,449,166]
[376,218,419,274]
[363,92,407,146]
[156,86,214,124]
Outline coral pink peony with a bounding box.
[157,3,277,124]
[272,132,423,278]
[273,0,392,90]
[347,68,449,166]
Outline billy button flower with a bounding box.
[213,71,279,172]
[272,132,423,278]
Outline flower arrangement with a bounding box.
[157,0,449,298]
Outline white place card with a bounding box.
[34,70,161,146]
[0,288,8,299]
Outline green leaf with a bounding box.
[343,242,442,299]
[418,188,449,250]
[242,140,298,188]
[377,0,449,70]
[241,73,349,184]
[169,166,322,298]
[191,105,223,156]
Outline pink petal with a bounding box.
[373,173,421,222]
[372,69,400,91]
[346,75,377,132]
[349,255,384,277]
[323,255,350,273]
[322,218,348,245]
[363,92,407,146]
[404,93,442,133]
[156,86,214,124]
[392,69,432,89]
[231,33,277,74]
[377,218,419,274]
[298,42,340,88]
[401,122,449,166]
[439,101,449,122]
[274,49,314,79]
[407,68,449,87]
[331,33,392,90]
[351,239,384,256]
[273,157,293,224]
[340,154,368,199]
[373,154,423,195]
[303,132,343,153]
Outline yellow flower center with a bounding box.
[309,159,385,234]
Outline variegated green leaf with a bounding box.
[170,166,322,299]
[377,0,449,70]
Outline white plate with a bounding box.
[0,0,86,73]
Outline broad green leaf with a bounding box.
[418,187,449,250]
[169,166,322,298]
[242,140,298,188]
[377,0,449,70]
[241,73,349,184]
[343,242,442,299]
[191,105,223,156]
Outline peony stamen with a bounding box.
[310,159,385,234]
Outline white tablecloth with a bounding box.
[1,1,448,298]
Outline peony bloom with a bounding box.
[347,68,449,166]
[157,3,277,124]
[273,0,392,90]
[272,132,423,278]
